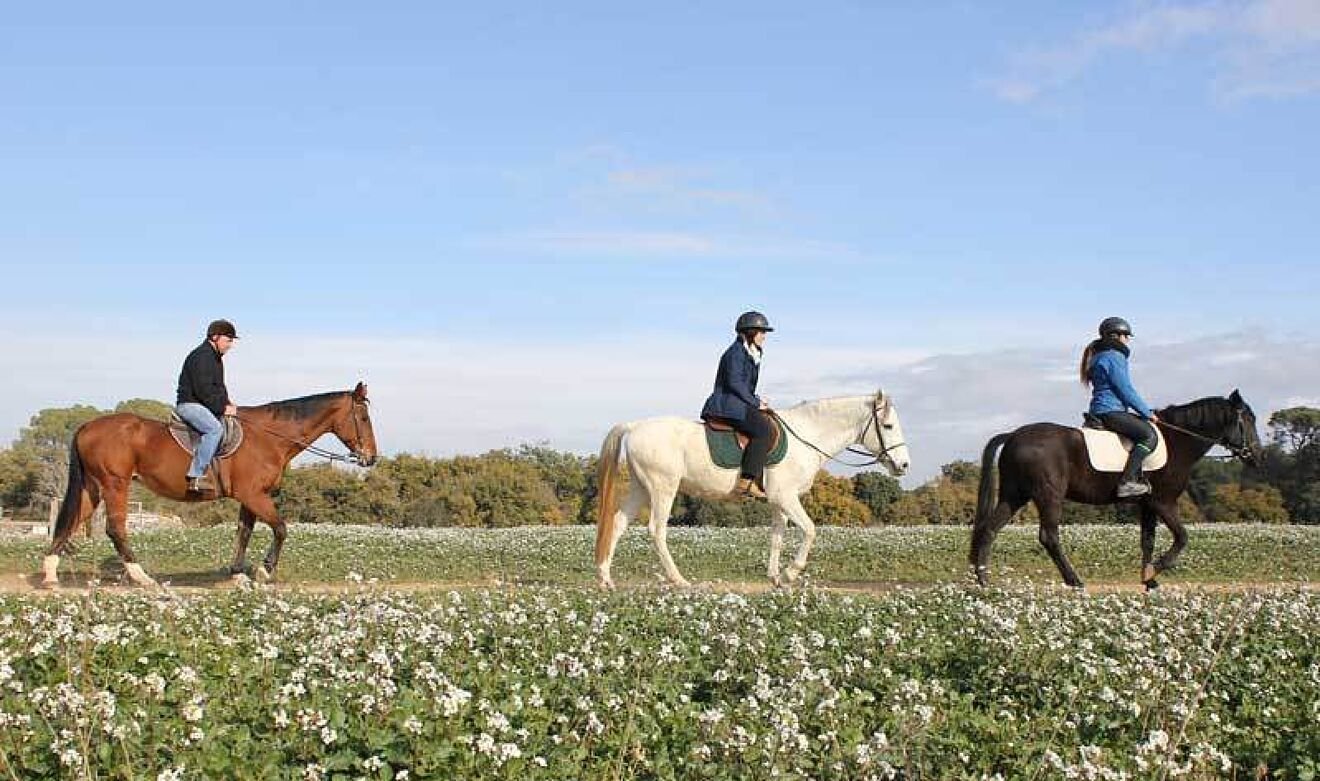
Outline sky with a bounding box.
[1,1,1317,483]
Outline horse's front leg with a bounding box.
[1150,499,1187,577]
[767,508,788,587]
[780,495,818,585]
[1139,503,1160,588]
[228,506,258,578]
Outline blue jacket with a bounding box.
[1089,348,1154,419]
[701,340,762,422]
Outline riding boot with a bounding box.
[734,476,767,500]
[1116,445,1151,498]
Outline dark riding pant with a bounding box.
[1099,411,1157,480]
[733,409,775,484]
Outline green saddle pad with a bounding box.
[705,418,789,469]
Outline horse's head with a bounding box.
[861,390,910,477]
[331,382,379,466]
[1225,389,1263,467]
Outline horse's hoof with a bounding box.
[231,572,253,590]
[783,567,802,585]
[254,566,272,584]
[36,579,58,591]
[1143,579,1160,592]
[769,574,782,589]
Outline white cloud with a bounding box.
[4,327,1314,487]
[991,0,1320,102]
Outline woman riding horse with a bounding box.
[701,311,775,499]
[1082,316,1159,498]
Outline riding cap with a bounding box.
[206,319,239,339]
[1098,317,1132,338]
[735,311,774,334]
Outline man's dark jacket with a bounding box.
[176,341,230,417]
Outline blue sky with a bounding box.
[2,2,1318,480]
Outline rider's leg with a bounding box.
[735,409,774,497]
[1101,412,1157,497]
[176,403,223,480]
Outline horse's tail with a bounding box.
[49,427,89,553]
[594,422,633,566]
[973,433,1013,534]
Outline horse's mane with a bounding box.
[248,391,350,422]
[1159,396,1234,432]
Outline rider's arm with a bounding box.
[724,349,762,409]
[1108,356,1155,420]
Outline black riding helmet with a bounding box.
[207,319,239,339]
[1098,317,1132,338]
[735,311,774,334]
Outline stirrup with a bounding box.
[1116,480,1150,498]
[187,476,215,494]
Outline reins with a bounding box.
[769,397,905,469]
[234,398,369,466]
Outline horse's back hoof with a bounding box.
[1143,579,1160,592]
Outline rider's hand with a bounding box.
[224,404,238,417]
[759,400,770,411]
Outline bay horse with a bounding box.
[595,391,910,588]
[969,390,1262,589]
[41,382,378,588]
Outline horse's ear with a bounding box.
[875,387,885,400]
[354,382,368,400]
[1229,389,1243,407]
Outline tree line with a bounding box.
[2,400,1316,527]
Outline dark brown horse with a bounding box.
[970,391,1262,589]
[41,383,378,588]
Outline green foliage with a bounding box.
[851,471,902,523]
[1,584,1317,779]
[113,397,174,421]
[802,471,872,526]
[1203,484,1291,524]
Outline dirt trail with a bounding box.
[1,571,1309,598]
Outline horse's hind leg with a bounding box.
[1035,494,1084,588]
[970,496,1026,586]
[597,486,645,589]
[645,483,688,587]
[41,483,101,587]
[101,477,158,588]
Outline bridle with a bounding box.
[236,395,373,465]
[1157,407,1257,462]
[771,394,906,469]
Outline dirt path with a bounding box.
[1,571,1309,598]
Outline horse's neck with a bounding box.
[245,399,343,458]
[780,397,869,457]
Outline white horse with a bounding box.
[594,390,910,588]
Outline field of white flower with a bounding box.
[1,583,1317,780]
[3,523,1318,588]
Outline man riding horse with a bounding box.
[175,319,240,494]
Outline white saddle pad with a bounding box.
[1080,426,1168,473]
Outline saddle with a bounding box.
[1078,414,1168,473]
[703,417,789,470]
[168,413,244,460]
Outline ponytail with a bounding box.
[1079,339,1101,385]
